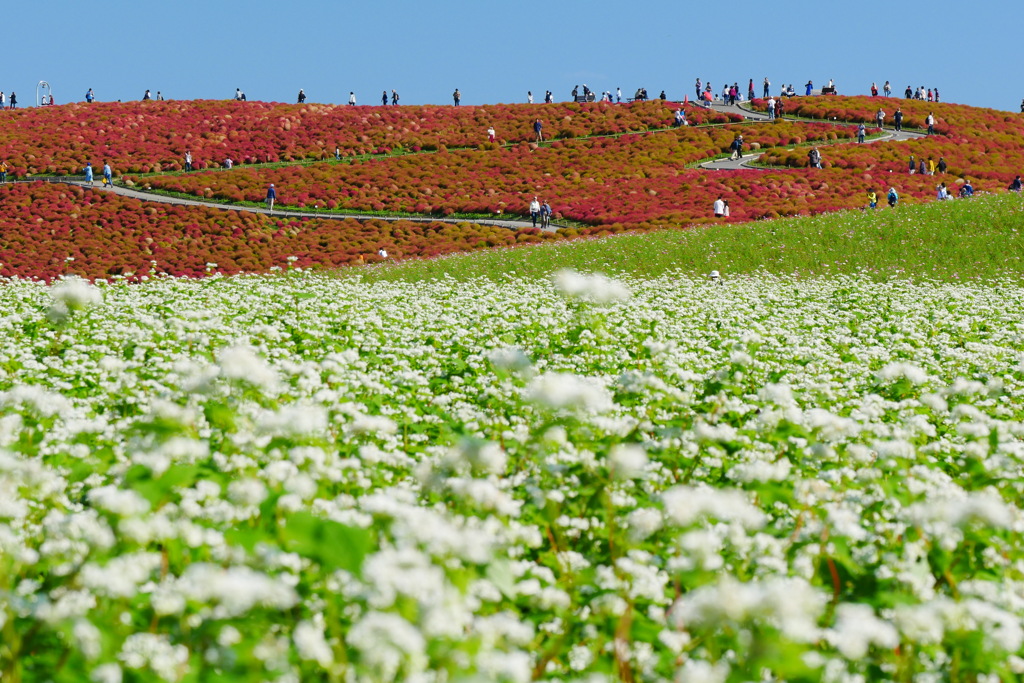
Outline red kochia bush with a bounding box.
[0,183,555,280]
[0,99,739,176]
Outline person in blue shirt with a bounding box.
[102,162,112,187]
[1010,175,1022,192]
[85,88,95,103]
[533,118,544,142]
[84,162,94,185]
[959,180,974,198]
[266,183,276,212]
[805,80,813,96]
[887,187,899,207]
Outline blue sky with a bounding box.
[10,1,1021,112]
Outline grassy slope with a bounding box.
[354,192,1024,284]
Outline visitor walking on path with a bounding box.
[184,151,193,172]
[84,162,94,186]
[926,113,935,135]
[918,158,926,175]
[102,162,112,187]
[541,200,552,229]
[534,118,544,142]
[883,81,891,97]
[529,197,541,227]
[0,93,6,108]
[297,89,306,104]
[391,90,400,105]
[894,108,903,131]
[143,90,151,101]
[857,123,866,143]
[266,184,276,212]
[867,190,877,209]
[453,89,461,106]
[938,157,947,174]
[730,135,744,160]
[908,155,916,174]
[887,187,899,207]
[527,91,533,104]
[805,80,813,96]
[876,108,885,128]
[767,96,776,120]
[0,161,7,183]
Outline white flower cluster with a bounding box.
[0,271,1022,681]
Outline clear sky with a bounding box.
[8,0,1021,112]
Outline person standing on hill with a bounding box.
[9,92,17,109]
[767,96,776,120]
[391,90,400,105]
[918,158,926,175]
[297,89,306,103]
[527,91,533,104]
[266,184,276,212]
[876,108,885,128]
[382,90,388,106]
[887,187,899,207]
[184,151,193,172]
[928,157,936,175]
[763,77,770,98]
[893,108,903,131]
[871,82,878,96]
[808,147,822,168]
[143,89,152,101]
[805,80,813,96]
[747,79,755,101]
[617,87,622,103]
[926,112,935,135]
[0,92,6,108]
[883,81,891,96]
[157,91,164,101]
[857,123,866,143]
[695,78,702,99]
[908,154,915,174]
[713,197,725,217]
[904,85,913,98]
[102,162,112,187]
[349,92,356,105]
[529,197,541,227]
[84,162,94,186]
[0,160,7,183]
[453,88,461,106]
[541,200,552,228]
[545,90,553,104]
[867,190,877,209]
[938,157,947,174]
[85,88,95,103]
[533,118,544,142]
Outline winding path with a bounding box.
[700,102,926,170]
[48,103,927,229]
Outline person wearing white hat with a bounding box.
[709,270,723,285]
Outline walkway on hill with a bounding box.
[66,182,560,233]
[700,102,926,170]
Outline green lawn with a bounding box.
[356,192,1024,284]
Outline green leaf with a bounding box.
[281,512,372,575]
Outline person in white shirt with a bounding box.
[378,248,388,258]
[713,197,725,217]
[487,126,496,142]
[529,197,541,227]
[527,91,534,104]
[767,96,776,120]
[224,158,233,169]
[348,92,356,105]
